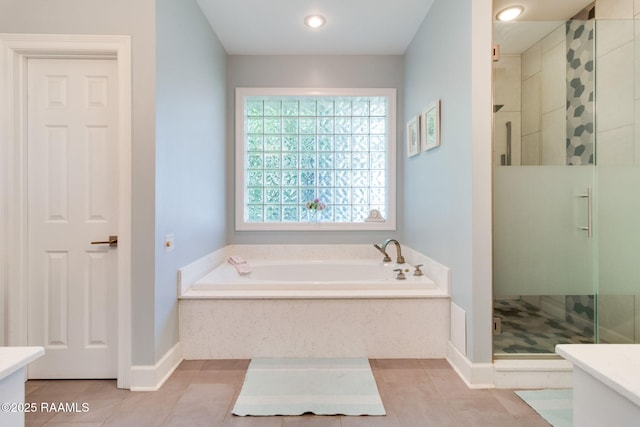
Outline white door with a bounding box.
[27,58,118,379]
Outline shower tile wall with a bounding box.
[596,0,640,346]
[494,298,594,354]
[493,55,522,166]
[594,18,634,165]
[542,26,568,165]
[593,0,639,165]
[597,0,634,19]
[521,24,566,165]
[521,44,540,165]
[565,295,594,335]
[566,20,595,165]
[598,295,636,343]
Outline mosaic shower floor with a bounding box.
[493,299,595,354]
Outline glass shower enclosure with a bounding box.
[492,13,640,356]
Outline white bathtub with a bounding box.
[178,244,450,358]
[184,259,442,299]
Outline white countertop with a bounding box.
[0,347,45,380]
[556,344,640,407]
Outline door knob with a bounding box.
[91,235,118,248]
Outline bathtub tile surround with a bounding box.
[178,244,450,359]
[181,298,449,359]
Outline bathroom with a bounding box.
[1,0,496,393]
[11,0,640,404]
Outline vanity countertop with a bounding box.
[0,347,45,380]
[556,344,640,407]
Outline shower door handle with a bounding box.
[505,121,512,166]
[579,187,592,238]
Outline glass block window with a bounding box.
[235,88,396,231]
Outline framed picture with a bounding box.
[421,99,441,151]
[406,115,420,157]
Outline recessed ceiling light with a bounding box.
[496,5,524,21]
[304,15,326,29]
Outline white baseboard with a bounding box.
[446,342,494,389]
[450,303,466,356]
[493,358,573,389]
[446,341,574,389]
[130,342,183,391]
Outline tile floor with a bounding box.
[494,299,594,354]
[25,359,551,427]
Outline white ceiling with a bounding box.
[195,0,595,56]
[195,0,435,55]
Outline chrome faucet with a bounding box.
[379,238,405,264]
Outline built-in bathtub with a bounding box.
[178,244,450,359]
[184,258,443,299]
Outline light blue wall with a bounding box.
[404,0,493,362]
[227,55,405,245]
[155,0,227,361]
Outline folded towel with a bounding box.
[228,255,247,265]
[235,264,252,275]
[228,256,251,275]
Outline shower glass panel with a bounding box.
[493,13,640,356]
[594,19,640,346]
[492,18,597,355]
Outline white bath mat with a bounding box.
[515,389,572,427]
[231,358,386,416]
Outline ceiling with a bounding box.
[493,0,595,54]
[195,0,595,56]
[195,0,435,55]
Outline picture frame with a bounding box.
[406,115,420,157]
[421,99,441,151]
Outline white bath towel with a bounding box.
[228,255,252,275]
[228,255,247,265]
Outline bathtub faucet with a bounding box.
[373,243,391,262]
[379,239,405,264]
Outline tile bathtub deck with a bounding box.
[25,359,551,427]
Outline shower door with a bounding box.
[492,18,597,355]
[493,14,640,356]
[493,167,596,354]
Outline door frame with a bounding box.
[0,34,132,388]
